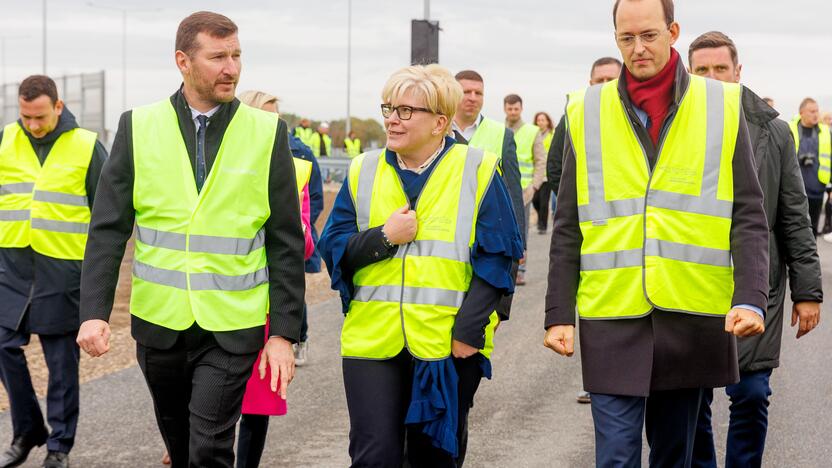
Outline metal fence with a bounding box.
[317,148,383,183]
[1,71,106,141]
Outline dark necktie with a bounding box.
[453,130,469,145]
[196,114,208,192]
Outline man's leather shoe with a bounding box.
[42,451,69,468]
[0,435,45,468]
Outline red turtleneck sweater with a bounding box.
[625,48,680,146]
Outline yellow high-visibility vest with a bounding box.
[0,122,96,260]
[788,120,832,185]
[514,123,539,189]
[344,138,361,158]
[468,117,506,158]
[309,133,332,157]
[293,126,314,146]
[343,143,500,359]
[130,100,279,331]
[566,75,741,319]
[293,158,312,196]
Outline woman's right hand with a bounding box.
[382,204,417,245]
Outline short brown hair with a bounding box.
[613,0,674,28]
[688,31,739,67]
[19,75,58,104]
[800,97,817,111]
[504,94,523,106]
[175,11,238,57]
[454,70,483,83]
[590,57,622,76]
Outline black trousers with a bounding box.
[0,327,79,453]
[343,350,483,468]
[531,182,551,231]
[136,325,258,468]
[236,414,269,468]
[808,197,824,236]
[824,193,832,234]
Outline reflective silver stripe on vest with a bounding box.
[646,190,733,218]
[645,239,731,268]
[647,79,731,219]
[190,267,269,291]
[354,150,383,231]
[133,261,188,289]
[133,261,268,291]
[0,183,35,195]
[394,239,462,261]
[0,210,30,221]
[579,84,607,221]
[33,190,88,207]
[578,198,643,221]
[30,218,88,234]
[580,248,642,271]
[353,285,466,309]
[136,226,266,255]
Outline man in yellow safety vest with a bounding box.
[543,0,770,464]
[75,11,305,467]
[0,75,107,468]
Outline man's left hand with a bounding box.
[259,336,295,399]
[724,307,765,337]
[452,339,479,359]
[791,301,821,339]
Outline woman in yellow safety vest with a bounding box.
[319,64,522,466]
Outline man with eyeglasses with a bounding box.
[543,0,769,465]
[687,31,822,468]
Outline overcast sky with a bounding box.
[2,0,832,135]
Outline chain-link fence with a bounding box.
[0,71,106,141]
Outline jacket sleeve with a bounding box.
[500,128,526,248]
[547,115,567,197]
[80,112,136,322]
[265,120,306,342]
[773,121,824,303]
[85,141,109,209]
[532,131,547,189]
[730,111,770,311]
[544,138,581,329]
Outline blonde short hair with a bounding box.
[238,90,278,111]
[381,64,462,131]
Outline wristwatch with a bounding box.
[380,229,396,250]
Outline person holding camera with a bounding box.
[789,97,832,236]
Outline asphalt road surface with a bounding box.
[2,233,830,467]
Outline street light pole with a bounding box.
[42,0,47,74]
[424,0,430,21]
[87,3,160,112]
[346,0,352,136]
[121,9,126,111]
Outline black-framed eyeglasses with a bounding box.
[615,28,667,48]
[381,104,434,120]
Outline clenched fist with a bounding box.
[383,204,417,245]
[77,319,111,357]
[544,325,575,356]
[724,308,765,337]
